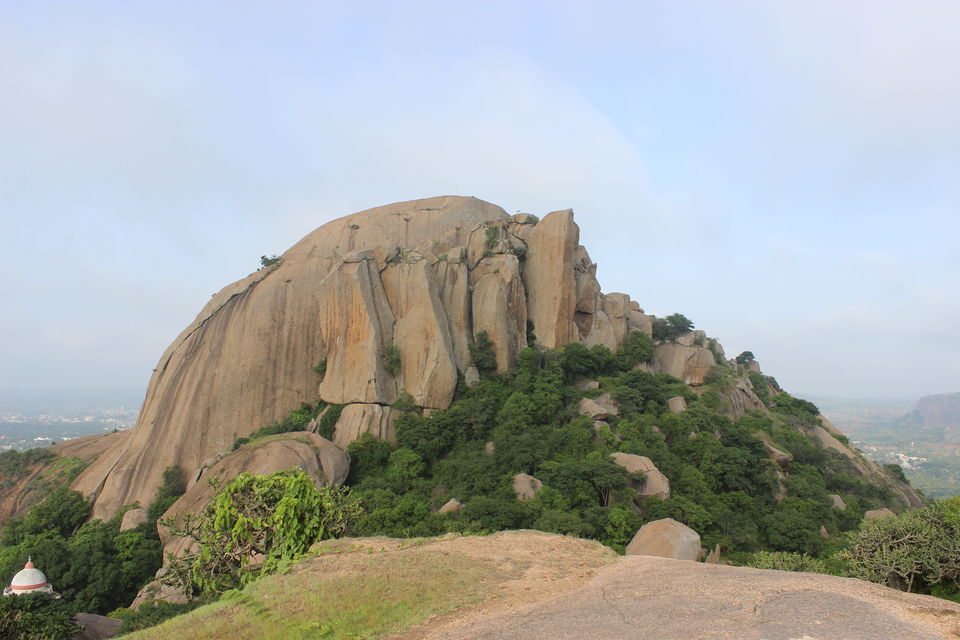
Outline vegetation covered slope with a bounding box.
[339,338,916,558]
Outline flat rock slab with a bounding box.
[420,556,960,640]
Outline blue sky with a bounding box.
[2,1,958,401]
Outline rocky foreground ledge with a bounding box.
[123,531,960,640]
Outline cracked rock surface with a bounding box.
[412,554,960,640]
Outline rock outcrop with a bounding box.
[652,339,715,385]
[625,518,701,561]
[610,452,671,500]
[577,394,619,421]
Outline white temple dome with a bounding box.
[4,558,57,597]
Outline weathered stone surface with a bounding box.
[601,293,633,345]
[864,508,895,520]
[381,258,458,408]
[626,518,701,561]
[763,441,792,470]
[433,250,472,371]
[830,494,847,510]
[331,403,400,450]
[316,258,397,405]
[71,196,509,520]
[438,498,462,515]
[579,308,618,351]
[472,254,527,372]
[160,432,348,557]
[574,379,599,391]
[120,507,148,532]
[628,309,653,337]
[820,525,830,538]
[512,213,539,225]
[512,473,543,500]
[724,378,767,420]
[130,565,188,609]
[522,209,579,349]
[610,453,670,500]
[49,430,130,463]
[464,366,481,387]
[484,441,495,455]
[72,612,124,639]
[667,396,687,414]
[653,342,716,385]
[577,393,618,420]
[572,245,600,314]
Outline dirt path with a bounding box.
[403,554,960,640]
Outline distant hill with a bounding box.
[898,393,960,442]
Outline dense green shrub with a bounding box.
[0,593,80,640]
[162,470,361,596]
[745,550,827,573]
[650,313,694,341]
[146,465,185,525]
[0,449,57,485]
[470,331,497,373]
[845,497,960,593]
[615,331,655,369]
[384,344,402,376]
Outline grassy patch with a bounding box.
[121,543,504,640]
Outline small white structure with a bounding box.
[3,558,60,598]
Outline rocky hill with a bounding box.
[40,195,913,522]
[899,392,960,442]
[0,196,928,610]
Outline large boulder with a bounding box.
[667,396,687,414]
[578,393,619,420]
[864,508,895,520]
[652,341,716,386]
[829,494,847,511]
[626,518,701,561]
[610,453,670,500]
[512,473,543,501]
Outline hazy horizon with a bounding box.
[3,1,959,402]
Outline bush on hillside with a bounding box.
[845,497,960,593]
[162,470,361,596]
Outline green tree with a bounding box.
[162,471,361,596]
[0,593,80,640]
[470,331,497,373]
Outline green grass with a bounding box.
[120,542,506,640]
